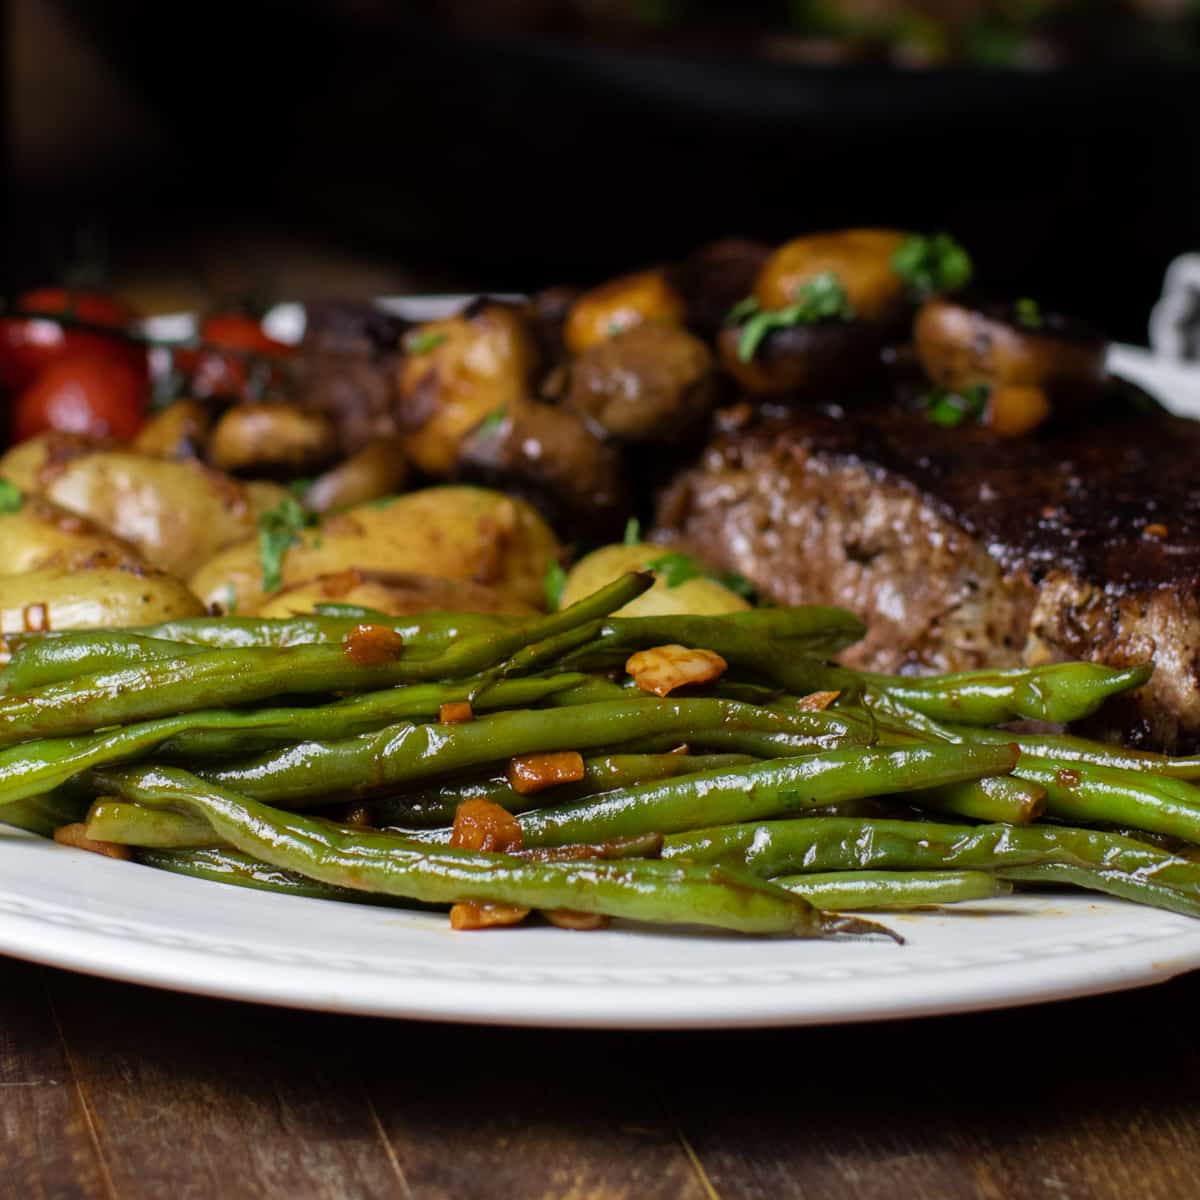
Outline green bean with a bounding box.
[864,662,1152,726]
[86,799,220,849]
[100,767,896,939]
[778,870,1011,910]
[0,789,89,837]
[0,676,587,812]
[506,743,1018,848]
[661,817,1200,899]
[134,846,426,906]
[911,775,1047,825]
[1,634,209,694]
[996,864,1200,919]
[370,753,755,828]
[201,699,863,807]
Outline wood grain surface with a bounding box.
[2,956,1199,1200]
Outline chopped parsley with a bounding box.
[732,272,855,363]
[256,496,317,593]
[923,384,991,428]
[405,330,448,355]
[1015,297,1043,330]
[543,560,568,611]
[475,405,509,438]
[623,517,642,546]
[642,551,757,601]
[892,233,973,297]
[0,479,22,514]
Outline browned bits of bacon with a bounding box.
[342,623,405,666]
[507,751,586,795]
[450,797,524,853]
[625,644,727,697]
[543,910,610,931]
[1144,523,1169,540]
[22,603,49,633]
[439,701,475,725]
[449,902,531,930]
[797,690,841,711]
[52,823,132,860]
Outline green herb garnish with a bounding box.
[725,295,761,325]
[623,517,642,546]
[288,478,314,501]
[643,551,758,601]
[256,496,317,593]
[405,330,448,355]
[733,272,855,363]
[475,405,508,438]
[543,561,568,611]
[892,233,973,297]
[1015,297,1043,330]
[0,479,22,514]
[923,384,991,428]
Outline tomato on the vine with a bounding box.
[0,288,144,393]
[13,353,149,442]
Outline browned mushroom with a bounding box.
[563,269,686,356]
[557,323,721,442]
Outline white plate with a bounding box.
[5,306,1200,1028]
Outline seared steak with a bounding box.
[655,394,1200,751]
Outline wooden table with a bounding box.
[4,956,1199,1199]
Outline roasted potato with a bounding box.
[190,486,561,614]
[755,229,908,320]
[914,294,1108,404]
[559,323,719,442]
[563,269,686,356]
[560,543,751,618]
[256,570,537,618]
[396,304,539,477]
[0,563,204,635]
[0,495,144,575]
[0,432,106,493]
[208,403,337,475]
[0,440,289,578]
[132,400,212,459]
[302,437,409,513]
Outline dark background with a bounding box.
[4,0,1200,340]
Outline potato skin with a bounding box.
[0,496,145,575]
[132,400,212,459]
[190,486,562,615]
[563,269,686,356]
[396,305,539,477]
[755,229,908,320]
[256,570,536,619]
[0,564,204,635]
[0,432,106,494]
[303,437,409,513]
[13,450,287,579]
[560,543,750,618]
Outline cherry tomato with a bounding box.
[181,312,293,401]
[0,288,144,393]
[13,353,149,442]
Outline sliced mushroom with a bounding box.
[208,403,337,475]
[303,437,409,512]
[559,323,721,442]
[914,294,1108,405]
[457,401,631,540]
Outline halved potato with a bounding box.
[191,486,561,615]
[560,543,751,617]
[256,570,537,619]
[0,495,145,576]
[3,446,287,578]
[0,564,204,635]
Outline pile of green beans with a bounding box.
[0,572,1193,940]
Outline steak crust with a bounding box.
[655,398,1200,751]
